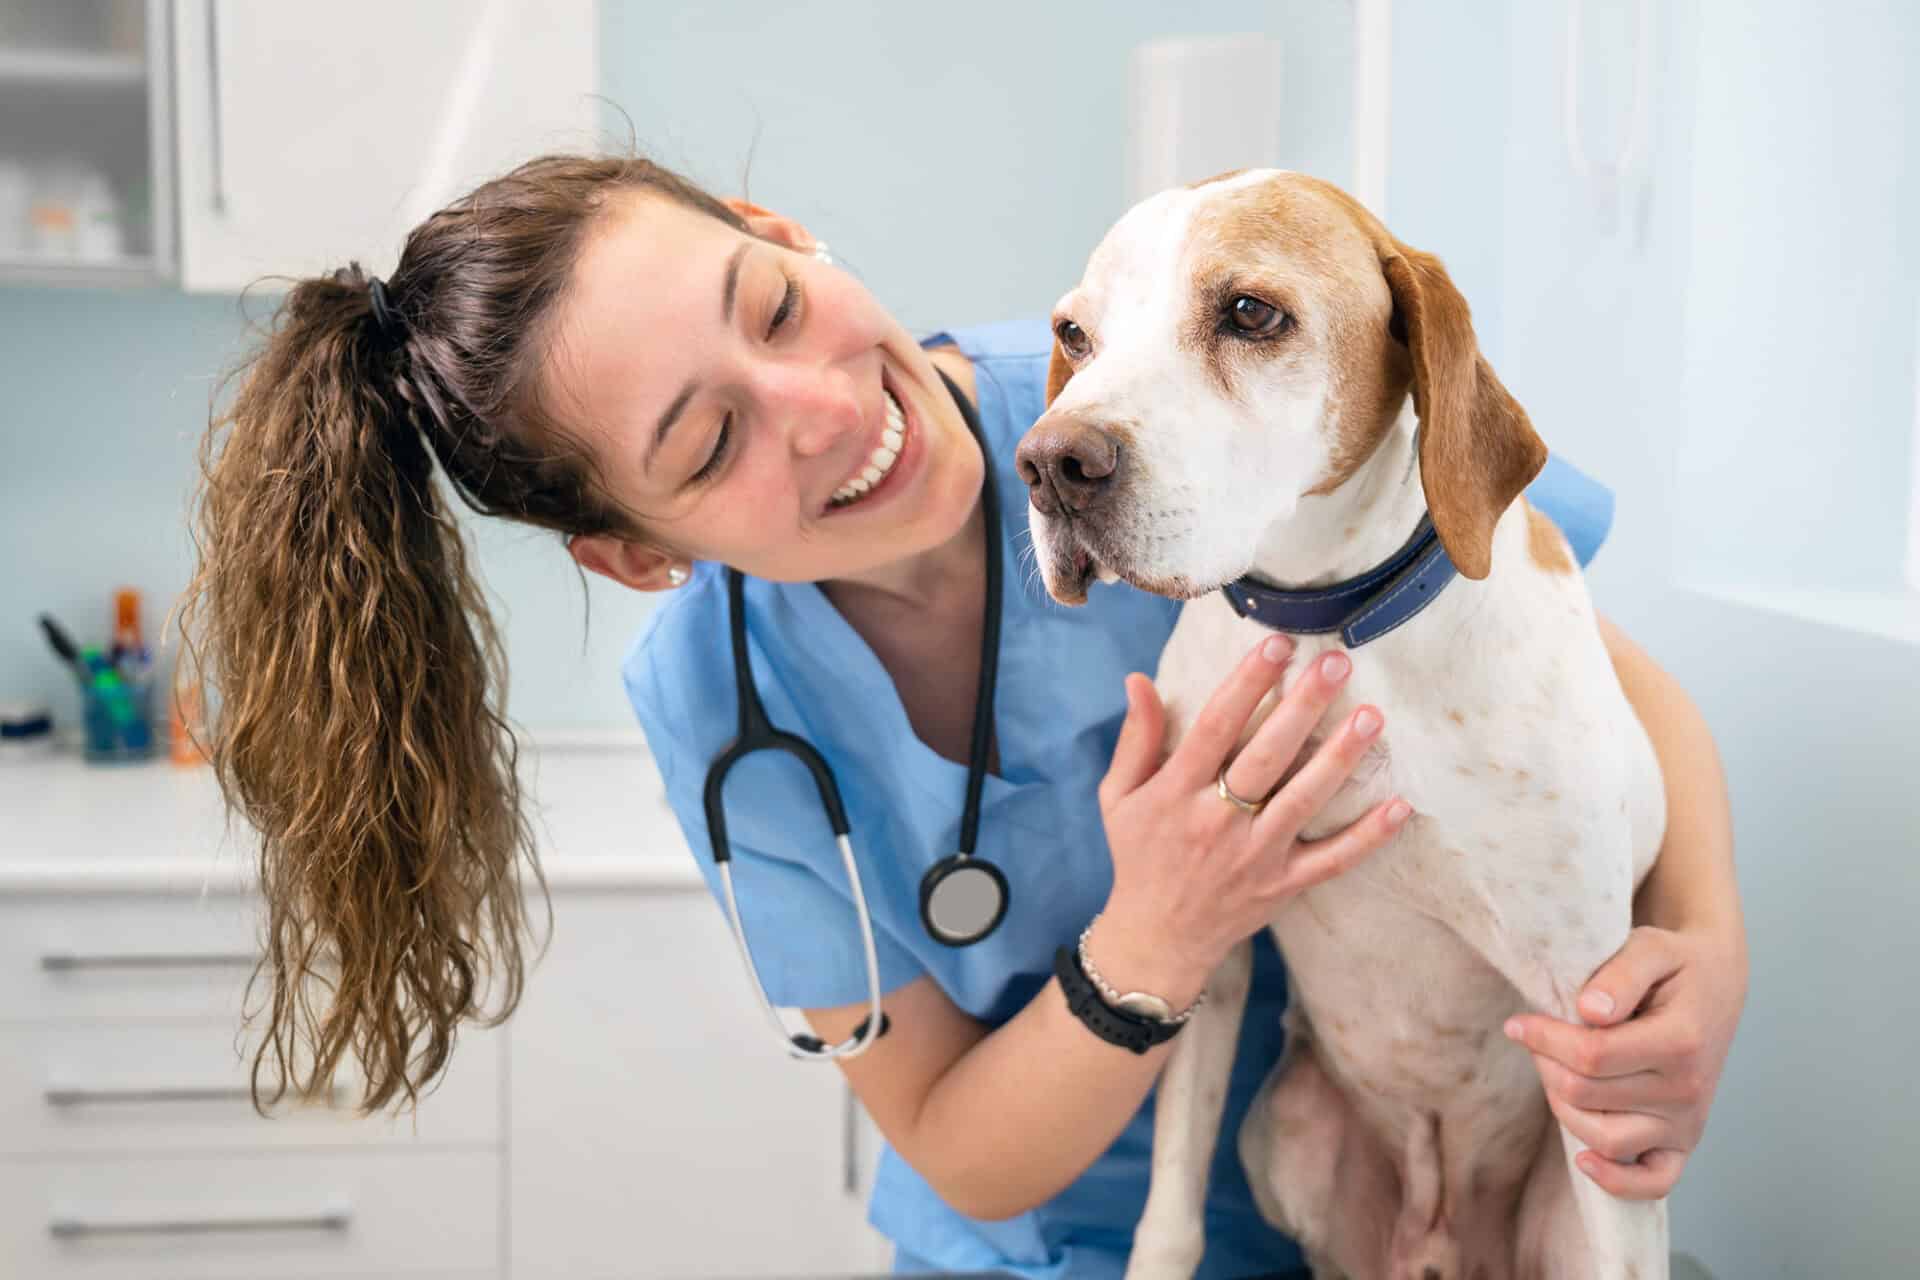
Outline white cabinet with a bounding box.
[0,892,506,1279]
[0,750,893,1278]
[507,887,893,1279]
[0,0,176,286]
[170,0,595,292]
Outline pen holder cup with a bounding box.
[80,669,157,763]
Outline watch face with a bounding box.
[1116,992,1174,1022]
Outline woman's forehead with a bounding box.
[550,197,739,441]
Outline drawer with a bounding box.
[1,1148,500,1278]
[0,896,264,1021]
[0,1021,502,1155]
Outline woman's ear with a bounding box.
[569,534,687,593]
[720,197,815,255]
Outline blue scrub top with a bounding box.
[623,317,1613,1280]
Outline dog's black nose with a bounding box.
[1015,417,1119,517]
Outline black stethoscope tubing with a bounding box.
[702,369,1005,1060]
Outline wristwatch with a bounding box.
[1076,915,1205,1026]
[1052,917,1205,1055]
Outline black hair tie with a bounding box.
[366,275,406,349]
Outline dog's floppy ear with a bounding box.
[1379,243,1546,580]
[1045,335,1074,407]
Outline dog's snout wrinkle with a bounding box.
[1015,417,1120,516]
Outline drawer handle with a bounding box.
[50,1208,350,1238]
[40,951,258,972]
[45,1081,349,1107]
[46,1085,251,1107]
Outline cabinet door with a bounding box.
[508,890,891,1279]
[171,0,594,293]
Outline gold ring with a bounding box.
[1216,765,1267,817]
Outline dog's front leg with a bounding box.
[1479,907,1670,1280]
[1126,938,1253,1280]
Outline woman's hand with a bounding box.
[1088,635,1412,1007]
[1505,921,1748,1199]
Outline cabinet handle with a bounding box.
[205,0,228,213]
[842,1083,859,1196]
[44,1080,347,1107]
[40,951,257,971]
[46,1085,247,1107]
[49,1208,349,1238]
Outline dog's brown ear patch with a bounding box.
[1045,336,1074,407]
[1380,245,1546,580]
[1525,499,1576,575]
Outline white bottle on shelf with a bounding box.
[73,169,125,262]
[0,160,31,259]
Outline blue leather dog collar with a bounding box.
[1219,515,1458,647]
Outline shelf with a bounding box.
[0,252,168,288]
[0,47,146,88]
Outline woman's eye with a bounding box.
[691,413,731,483]
[767,276,798,339]
[1226,295,1290,337]
[1055,318,1090,358]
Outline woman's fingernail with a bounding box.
[1322,651,1350,681]
[1262,635,1291,663]
[1503,1018,1524,1042]
[1583,990,1616,1018]
[1354,708,1382,738]
[1385,798,1412,825]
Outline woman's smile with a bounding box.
[824,368,919,516]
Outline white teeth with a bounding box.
[830,387,910,509]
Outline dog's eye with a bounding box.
[1055,318,1091,359]
[1227,295,1290,337]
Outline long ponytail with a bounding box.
[183,264,537,1113]
[179,153,747,1112]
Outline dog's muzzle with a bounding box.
[1014,417,1119,518]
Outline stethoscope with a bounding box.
[703,369,1006,1061]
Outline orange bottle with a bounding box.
[170,677,207,766]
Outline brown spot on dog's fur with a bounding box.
[1456,764,1476,777]
[1514,767,1531,782]
[1447,708,1467,725]
[1045,337,1073,406]
[1544,789,1560,802]
[1182,175,1412,474]
[1186,167,1250,190]
[1526,498,1576,574]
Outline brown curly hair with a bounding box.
[178,153,745,1113]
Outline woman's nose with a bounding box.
[752,362,864,456]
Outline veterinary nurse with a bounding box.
[185,155,1748,1280]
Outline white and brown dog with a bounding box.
[1016,170,1668,1280]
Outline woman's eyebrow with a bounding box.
[645,242,755,476]
[721,241,749,323]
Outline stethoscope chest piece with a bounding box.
[919,852,1008,947]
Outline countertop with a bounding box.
[0,733,704,894]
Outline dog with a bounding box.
[1014,170,1669,1280]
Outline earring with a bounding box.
[667,565,689,587]
[811,240,834,266]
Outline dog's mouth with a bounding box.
[1040,524,1208,606]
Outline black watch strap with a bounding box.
[1053,945,1184,1055]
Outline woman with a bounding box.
[185,154,1746,1279]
